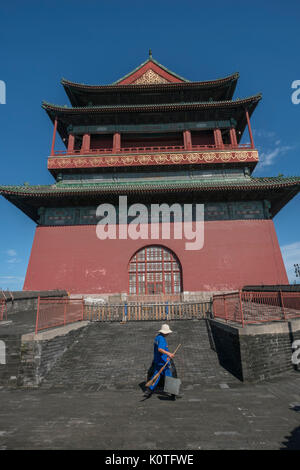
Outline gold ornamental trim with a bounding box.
[186,153,200,163]
[203,153,217,162]
[170,154,184,163]
[48,150,259,169]
[154,155,168,164]
[105,156,117,165]
[138,155,153,164]
[121,156,135,165]
[220,153,232,162]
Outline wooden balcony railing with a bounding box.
[52,143,253,157]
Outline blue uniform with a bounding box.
[149,334,172,391]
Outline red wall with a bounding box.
[23,220,288,294]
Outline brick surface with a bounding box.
[40,320,240,390]
[0,372,299,449]
[0,317,300,450]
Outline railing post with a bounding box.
[165,301,169,319]
[35,296,41,334]
[113,132,121,153]
[239,290,244,327]
[50,118,58,156]
[64,300,67,326]
[212,297,215,318]
[67,133,75,153]
[245,109,255,149]
[279,290,286,320]
[229,127,238,147]
[81,133,90,154]
[183,130,192,150]
[213,128,224,149]
[224,295,228,322]
[81,296,84,321]
[0,299,6,321]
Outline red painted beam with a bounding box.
[50,118,57,156]
[245,109,255,149]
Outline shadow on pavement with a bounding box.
[281,405,300,449]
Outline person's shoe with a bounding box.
[144,388,153,398]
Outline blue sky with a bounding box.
[0,0,299,290]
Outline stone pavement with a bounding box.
[0,317,300,450]
[0,371,299,450]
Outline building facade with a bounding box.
[1,55,299,298]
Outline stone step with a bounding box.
[41,319,240,391]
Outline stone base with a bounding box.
[208,317,300,382]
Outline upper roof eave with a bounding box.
[1,177,299,221]
[61,71,240,91]
[0,176,299,196]
[42,93,262,115]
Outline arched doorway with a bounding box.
[128,245,182,295]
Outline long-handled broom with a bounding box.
[145,343,181,388]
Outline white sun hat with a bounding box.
[158,324,173,334]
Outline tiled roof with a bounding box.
[0,176,299,196]
[61,72,240,91]
[42,94,262,114]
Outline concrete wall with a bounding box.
[2,290,67,316]
[209,318,300,382]
[19,322,89,387]
[0,334,22,387]
[23,220,288,294]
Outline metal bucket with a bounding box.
[164,376,181,396]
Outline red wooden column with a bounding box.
[67,134,75,153]
[50,118,58,156]
[213,129,224,149]
[229,128,238,147]
[245,109,255,149]
[113,132,121,152]
[183,130,192,150]
[81,134,90,154]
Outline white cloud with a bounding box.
[7,258,20,264]
[258,144,294,168]
[253,128,296,169]
[4,249,21,264]
[253,129,276,139]
[5,249,17,257]
[281,241,300,284]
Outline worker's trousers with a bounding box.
[149,363,172,391]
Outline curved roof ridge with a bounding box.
[61,71,240,89]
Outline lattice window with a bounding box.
[128,246,182,295]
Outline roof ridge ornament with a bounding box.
[149,49,153,59]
